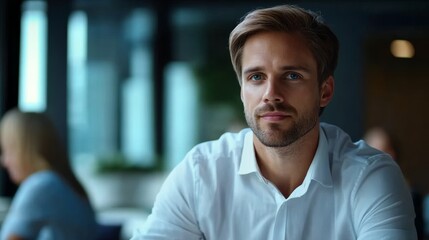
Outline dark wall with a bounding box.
[317,6,367,141]
[0,0,22,197]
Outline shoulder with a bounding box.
[144,129,251,237]
[17,171,62,194]
[13,171,73,208]
[321,123,403,187]
[163,128,251,193]
[5,172,62,224]
[321,123,392,166]
[185,128,250,168]
[192,129,250,155]
[321,123,407,195]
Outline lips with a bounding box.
[260,112,289,121]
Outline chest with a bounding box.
[196,175,355,240]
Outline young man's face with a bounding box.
[240,31,333,147]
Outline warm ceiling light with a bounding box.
[390,39,415,58]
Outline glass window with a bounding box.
[164,62,199,169]
[19,1,47,112]
[67,4,247,171]
[163,6,246,169]
[67,6,156,169]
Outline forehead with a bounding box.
[241,31,316,70]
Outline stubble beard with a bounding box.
[245,103,319,148]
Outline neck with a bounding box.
[254,123,320,198]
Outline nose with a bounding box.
[263,79,283,103]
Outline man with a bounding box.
[132,4,417,239]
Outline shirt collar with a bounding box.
[238,130,258,175]
[306,127,333,188]
[238,127,333,188]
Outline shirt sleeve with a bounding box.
[353,155,417,240]
[131,152,204,240]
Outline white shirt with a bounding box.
[132,123,417,240]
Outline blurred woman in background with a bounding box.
[0,108,97,240]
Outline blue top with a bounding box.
[132,123,416,240]
[0,170,97,240]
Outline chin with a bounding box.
[11,174,23,184]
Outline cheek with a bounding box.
[241,86,259,105]
[1,154,11,167]
[3,154,19,169]
[7,160,25,182]
[300,87,322,106]
[240,86,250,104]
[241,94,253,113]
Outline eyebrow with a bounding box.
[242,65,313,76]
[242,67,263,76]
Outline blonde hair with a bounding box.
[0,109,89,199]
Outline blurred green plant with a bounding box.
[193,61,243,116]
[95,153,164,173]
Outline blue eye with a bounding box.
[250,74,262,81]
[287,72,301,80]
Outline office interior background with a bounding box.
[1,0,429,239]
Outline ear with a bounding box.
[320,76,334,107]
[240,86,244,103]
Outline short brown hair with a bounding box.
[229,5,339,86]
